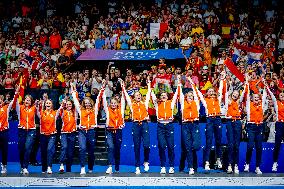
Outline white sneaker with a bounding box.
[169,167,174,174]
[1,165,7,174]
[47,167,52,174]
[160,167,166,174]
[216,158,222,169]
[88,169,93,173]
[227,165,233,174]
[244,164,249,172]
[234,165,239,174]
[135,167,141,174]
[144,162,149,172]
[59,164,64,173]
[22,168,29,175]
[189,168,194,175]
[205,161,210,171]
[272,162,278,172]
[106,166,112,174]
[80,167,86,175]
[255,167,262,174]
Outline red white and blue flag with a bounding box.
[149,23,168,39]
[232,44,264,64]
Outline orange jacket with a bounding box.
[17,104,37,130]
[182,100,199,121]
[107,107,124,129]
[157,100,174,121]
[80,109,96,130]
[131,101,149,121]
[60,109,76,133]
[40,110,57,135]
[226,100,241,119]
[205,97,221,116]
[0,105,10,131]
[277,101,284,122]
[248,102,264,124]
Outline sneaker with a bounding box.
[234,165,239,174]
[189,168,194,175]
[22,168,29,175]
[244,164,249,172]
[88,170,93,173]
[80,167,86,175]
[216,158,222,169]
[59,164,64,173]
[160,167,166,174]
[227,165,233,174]
[47,167,52,174]
[255,167,262,175]
[135,167,141,175]
[272,162,278,172]
[1,165,7,174]
[169,167,174,174]
[106,166,113,174]
[144,162,149,172]
[205,161,210,171]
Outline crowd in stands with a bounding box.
[0,0,283,141]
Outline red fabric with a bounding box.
[49,34,62,49]
[159,23,168,39]
[224,58,245,82]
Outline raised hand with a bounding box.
[102,79,106,87]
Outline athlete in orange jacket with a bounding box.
[57,99,77,173]
[266,85,284,172]
[198,73,224,171]
[71,83,102,175]
[102,79,125,174]
[37,99,60,174]
[15,90,40,175]
[242,76,268,175]
[0,92,17,174]
[223,75,243,174]
[151,82,179,174]
[178,76,203,175]
[123,78,151,174]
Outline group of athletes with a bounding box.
[0,70,284,176]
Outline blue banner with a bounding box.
[77,48,192,61]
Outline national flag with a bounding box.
[19,58,30,69]
[221,24,231,39]
[18,76,26,103]
[149,23,168,39]
[201,81,212,91]
[232,44,264,64]
[57,73,65,82]
[152,74,173,95]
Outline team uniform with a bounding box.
[243,83,267,174]
[15,99,38,173]
[178,81,202,174]
[0,96,16,174]
[38,108,60,173]
[102,88,125,173]
[72,90,102,174]
[58,108,77,172]
[151,89,179,174]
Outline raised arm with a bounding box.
[145,79,152,110]
[190,78,200,108]
[218,71,226,105]
[262,86,268,114]
[120,78,133,112]
[266,84,277,112]
[70,83,81,117]
[95,85,105,119]
[151,91,158,109]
